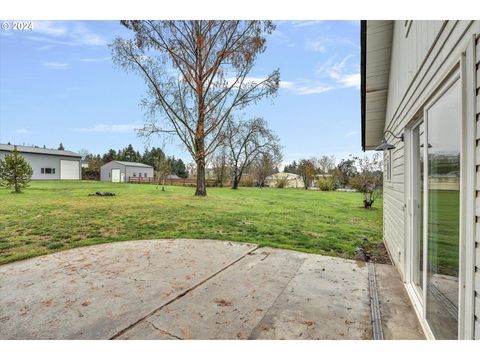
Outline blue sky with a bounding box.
[0,20,362,166]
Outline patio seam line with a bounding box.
[247,256,308,340]
[109,244,259,340]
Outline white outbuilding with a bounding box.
[100,160,154,182]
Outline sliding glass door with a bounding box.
[408,75,461,339]
[425,78,461,340]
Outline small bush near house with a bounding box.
[276,177,288,188]
[0,146,33,193]
[317,177,335,191]
[241,175,255,187]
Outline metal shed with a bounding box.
[0,144,82,180]
[100,160,154,182]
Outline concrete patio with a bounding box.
[0,239,424,340]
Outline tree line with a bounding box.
[283,154,383,208]
[80,144,188,180]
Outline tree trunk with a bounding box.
[232,177,240,190]
[195,158,207,196]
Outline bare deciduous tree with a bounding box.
[209,145,229,187]
[111,21,280,196]
[154,152,171,191]
[297,159,315,190]
[252,150,282,187]
[224,117,281,190]
[316,155,336,177]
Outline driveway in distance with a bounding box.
[0,239,424,340]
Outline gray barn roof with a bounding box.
[107,160,153,168]
[0,144,81,158]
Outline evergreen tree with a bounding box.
[0,146,33,193]
[142,147,166,167]
[102,149,117,163]
[58,143,65,150]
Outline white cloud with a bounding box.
[73,123,141,133]
[305,39,327,53]
[37,44,55,51]
[29,21,106,47]
[32,21,67,37]
[294,84,334,95]
[345,131,359,138]
[43,62,69,70]
[337,73,360,88]
[291,21,323,28]
[315,56,360,89]
[279,80,295,89]
[79,57,110,63]
[305,35,358,54]
[13,128,32,134]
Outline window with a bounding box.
[384,149,392,181]
[133,172,136,177]
[41,168,55,174]
[144,173,147,177]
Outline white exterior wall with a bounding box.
[381,21,480,339]
[0,151,81,180]
[100,161,126,182]
[125,165,154,180]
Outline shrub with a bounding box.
[241,175,255,187]
[317,177,335,191]
[276,177,288,188]
[349,174,382,208]
[0,146,33,193]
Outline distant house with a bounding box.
[0,144,81,180]
[264,172,304,188]
[361,20,480,339]
[166,174,181,179]
[100,161,154,182]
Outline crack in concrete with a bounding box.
[109,245,259,340]
[145,320,183,340]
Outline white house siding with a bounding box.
[474,34,480,340]
[382,21,480,283]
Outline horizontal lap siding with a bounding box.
[380,23,480,338]
[472,32,479,338]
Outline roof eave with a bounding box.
[360,20,394,151]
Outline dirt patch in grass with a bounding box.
[364,242,391,265]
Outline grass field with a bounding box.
[0,181,383,265]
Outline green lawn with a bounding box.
[0,181,383,264]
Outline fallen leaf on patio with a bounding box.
[214,298,232,307]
